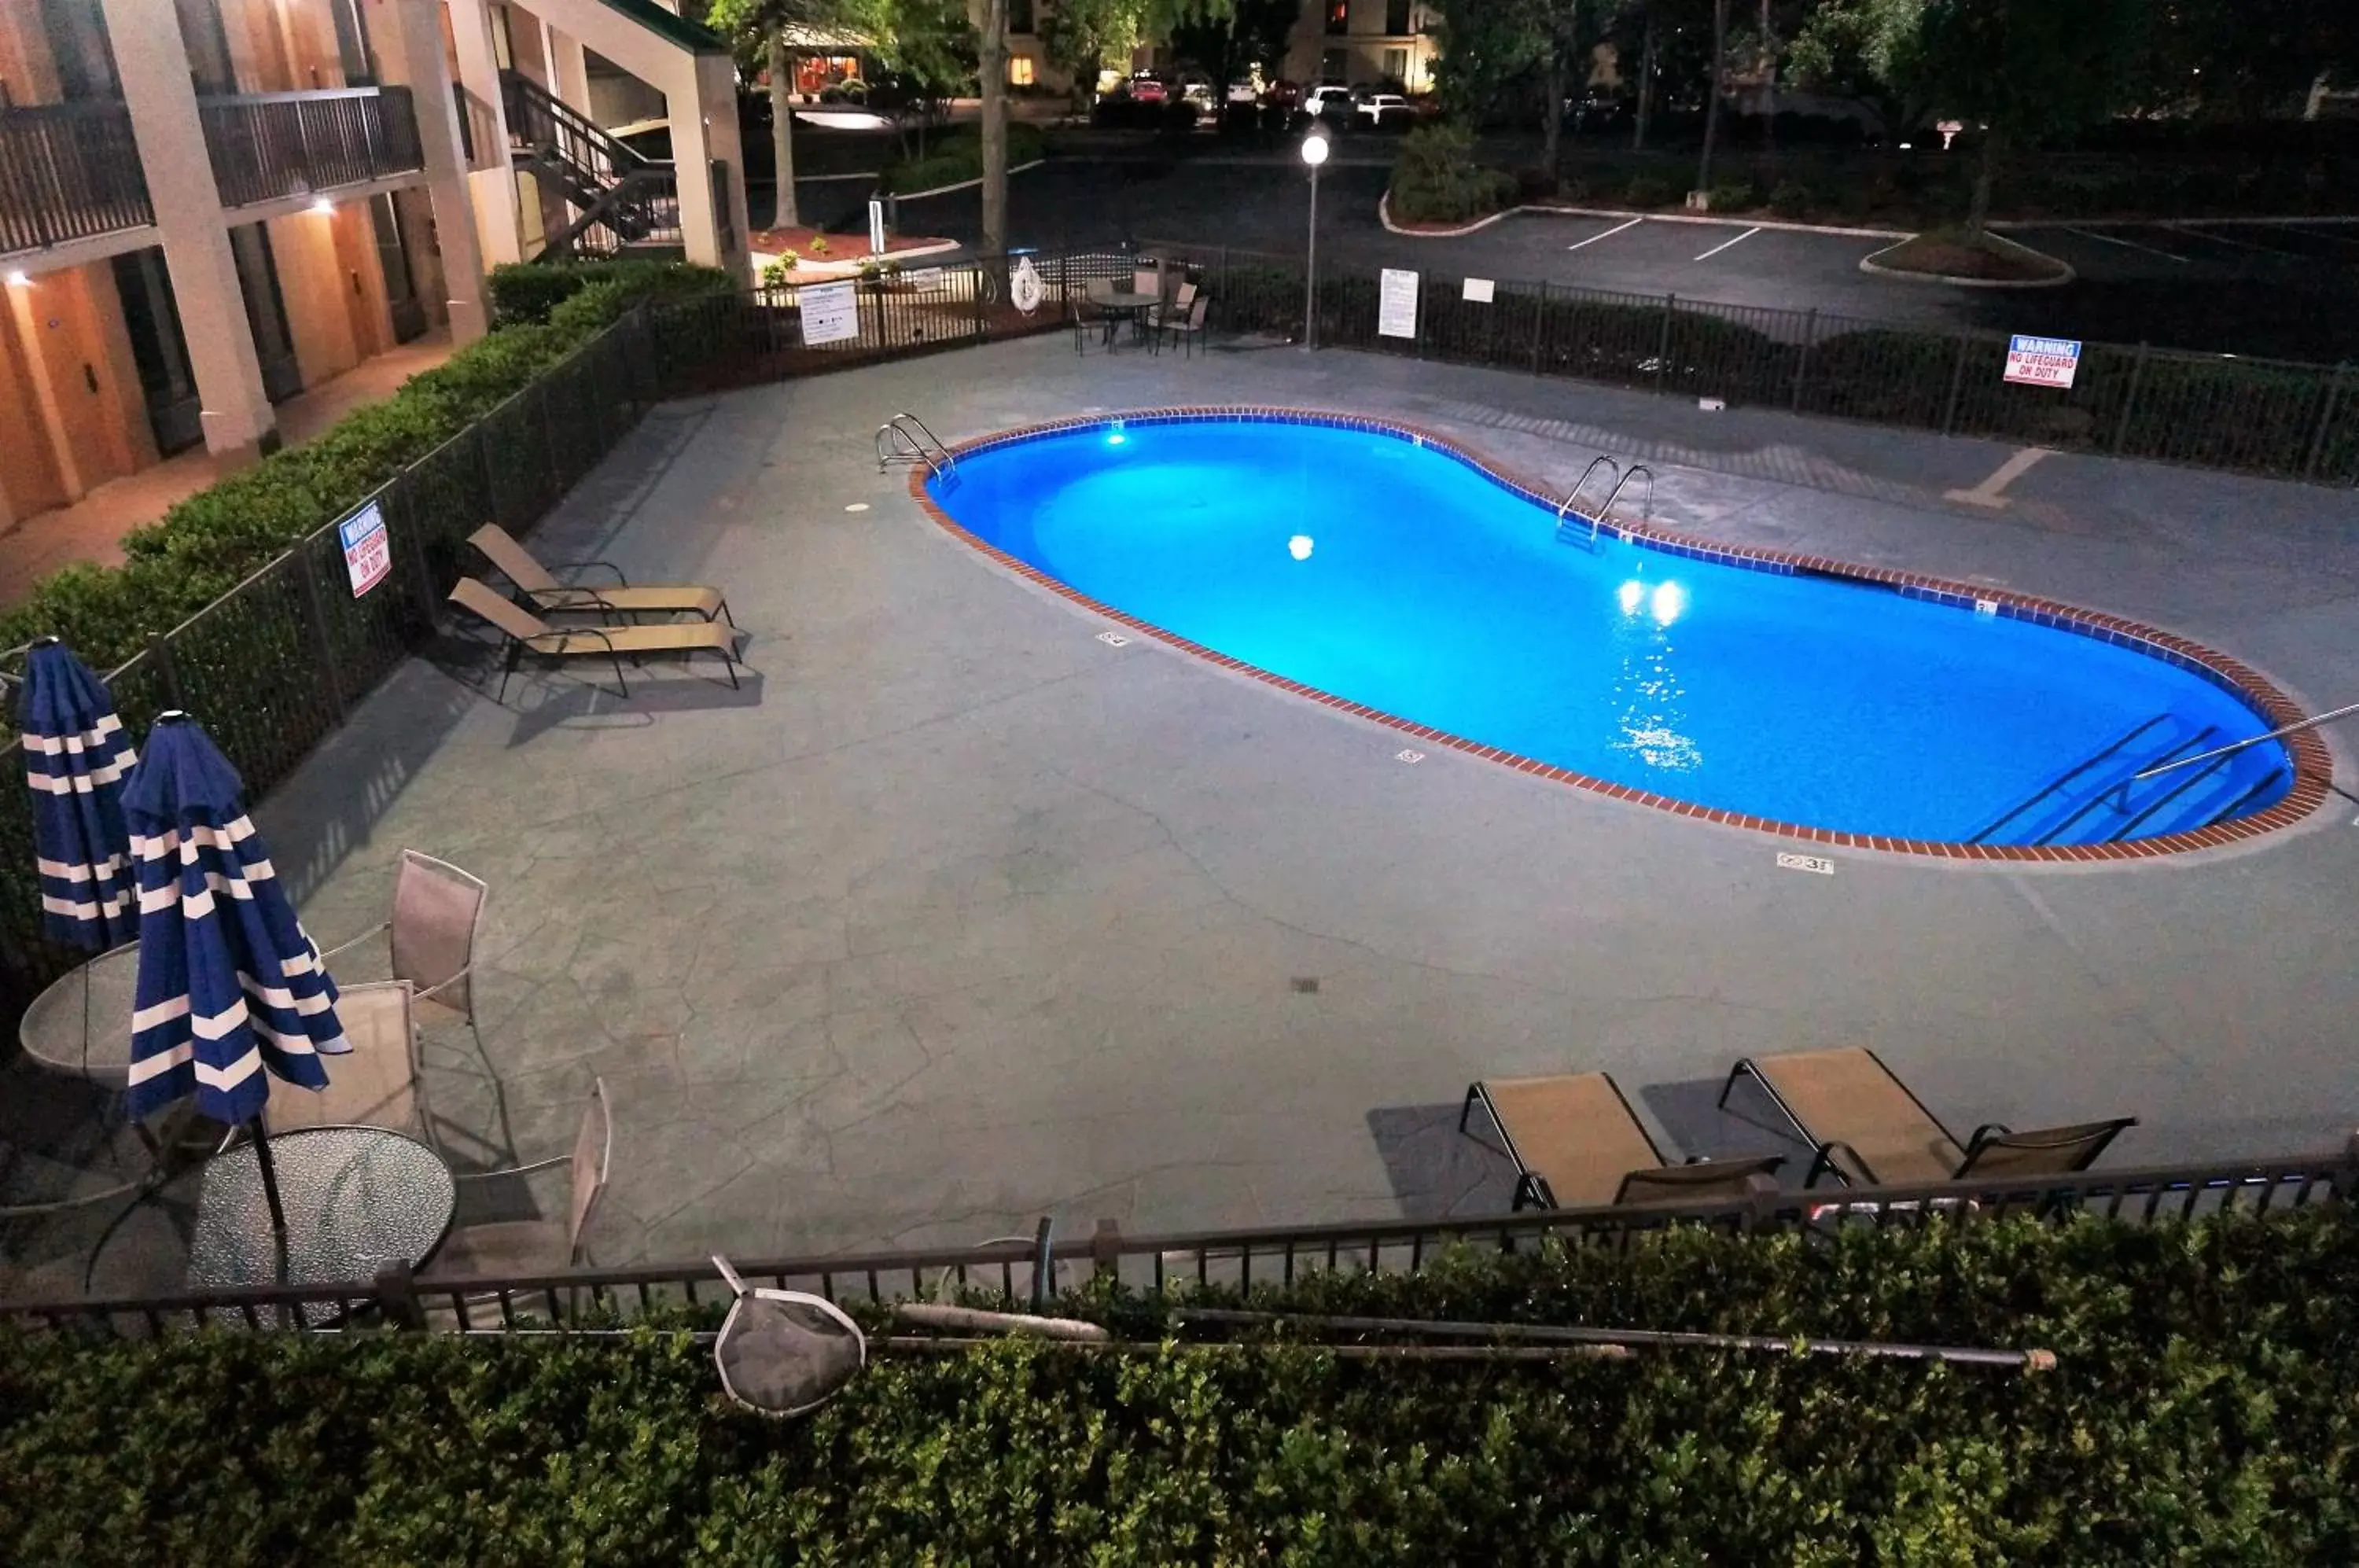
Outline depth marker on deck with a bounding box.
[1095,631,1130,646]
[1776,852,1835,875]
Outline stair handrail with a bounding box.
[537,165,677,260]
[1592,463,1655,546]
[2129,701,2359,782]
[1554,456,1619,540]
[500,68,657,183]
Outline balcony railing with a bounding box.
[200,86,423,211]
[0,101,154,258]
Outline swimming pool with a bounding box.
[921,410,2322,856]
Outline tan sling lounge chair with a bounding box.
[449,576,741,700]
[1460,1070,1783,1210]
[467,523,733,624]
[1718,1046,2134,1188]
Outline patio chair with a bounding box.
[1157,293,1211,358]
[316,850,487,1039]
[466,524,734,625]
[423,1077,612,1283]
[448,577,742,701]
[260,980,425,1140]
[1132,262,1162,300]
[1718,1047,2135,1188]
[1459,1071,1783,1210]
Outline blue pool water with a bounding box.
[929,416,2295,846]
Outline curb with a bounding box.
[1858,232,2075,289]
[1989,213,2359,232]
[1376,190,1518,237]
[891,158,1046,202]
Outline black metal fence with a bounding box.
[1133,239,2359,488]
[201,86,423,211]
[0,101,154,256]
[6,1144,2349,1338]
[0,308,686,1012]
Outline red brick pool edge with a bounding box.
[907,406,2333,863]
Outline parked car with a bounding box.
[1225,77,1260,105]
[1127,75,1169,104]
[1262,79,1304,111]
[1356,92,1412,128]
[1180,78,1216,111]
[1304,83,1356,120]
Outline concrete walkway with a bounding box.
[13,334,2359,1290]
[0,332,454,611]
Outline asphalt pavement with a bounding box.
[875,152,2359,363]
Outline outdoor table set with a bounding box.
[7,636,456,1304]
[1084,281,1161,349]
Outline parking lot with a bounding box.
[894,155,2359,361]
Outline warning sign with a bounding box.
[2003,333,2081,389]
[337,499,390,598]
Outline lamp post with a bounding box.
[1301,128,1329,352]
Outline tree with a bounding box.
[1790,0,2144,241]
[1168,0,1297,98]
[1694,0,1728,193]
[1429,0,1548,127]
[1041,0,1146,112]
[708,0,878,230]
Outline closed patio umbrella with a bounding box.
[123,712,349,1230]
[17,637,140,951]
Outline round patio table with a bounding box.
[186,1126,457,1294]
[1086,284,1160,348]
[17,939,140,1085]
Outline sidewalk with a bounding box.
[0,331,455,612]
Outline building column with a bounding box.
[667,53,751,284]
[543,21,590,112]
[443,0,526,266]
[100,0,278,466]
[376,0,491,343]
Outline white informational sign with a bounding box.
[1378,267,1420,339]
[337,499,389,598]
[867,197,886,256]
[1461,277,1495,304]
[1010,255,1043,315]
[905,267,944,291]
[800,281,860,346]
[2003,333,2081,389]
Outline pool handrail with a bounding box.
[2130,700,2359,782]
[874,412,955,477]
[1554,457,1620,543]
[1595,465,1655,544]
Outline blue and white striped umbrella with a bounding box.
[17,639,140,950]
[123,713,348,1127]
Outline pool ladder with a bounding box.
[1554,457,1654,547]
[875,412,955,477]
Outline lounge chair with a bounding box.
[1718,1046,2134,1187]
[448,576,741,701]
[263,980,425,1140]
[466,524,733,624]
[1459,1070,1783,1210]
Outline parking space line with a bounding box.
[1566,216,1644,252]
[1692,226,1763,262]
[2060,225,2192,263]
[2169,224,2282,254]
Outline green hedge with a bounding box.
[1388,123,1518,226]
[3,1208,2355,1562]
[0,261,730,672]
[876,125,1046,197]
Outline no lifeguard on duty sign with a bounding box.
[2003,333,2081,390]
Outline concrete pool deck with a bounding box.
[31,334,2359,1281]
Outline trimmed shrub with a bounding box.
[1768,179,1815,217]
[485,259,726,326]
[2,1209,2355,1562]
[1621,173,1675,208]
[1707,179,1757,212]
[876,124,1047,195]
[1388,123,1518,225]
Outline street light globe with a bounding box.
[1301,131,1330,167]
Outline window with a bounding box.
[1382,47,1408,83]
[1385,0,1411,34]
[1325,2,1349,36]
[1010,0,1034,33]
[1008,55,1035,86]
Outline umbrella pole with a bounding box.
[250,1118,289,1232]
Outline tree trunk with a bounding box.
[768,32,797,230]
[1542,50,1563,180]
[1696,0,1728,195]
[977,0,1010,260]
[1966,123,2001,245]
[1632,7,1655,151]
[1758,0,1774,153]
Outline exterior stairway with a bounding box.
[500,68,681,259]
